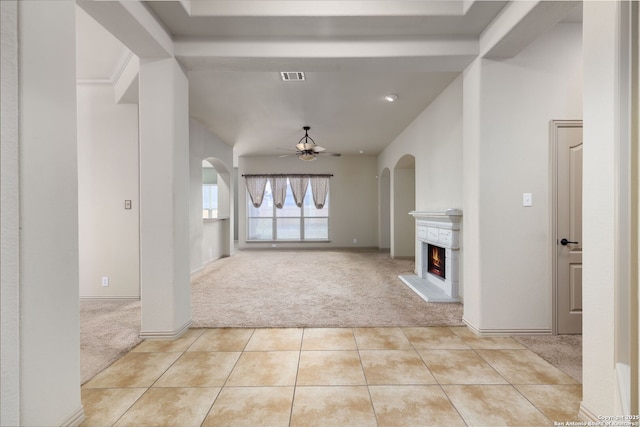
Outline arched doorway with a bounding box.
[393,155,416,259]
[379,168,391,251]
[197,157,232,267]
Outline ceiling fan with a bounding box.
[278,126,342,161]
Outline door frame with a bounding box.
[550,119,583,335]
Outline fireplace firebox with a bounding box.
[427,244,446,279]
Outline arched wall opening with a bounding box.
[203,158,231,219]
[393,155,416,259]
[379,168,391,251]
[197,157,231,268]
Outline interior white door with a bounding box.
[555,121,583,334]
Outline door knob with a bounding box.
[560,238,579,246]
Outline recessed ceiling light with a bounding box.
[384,94,398,102]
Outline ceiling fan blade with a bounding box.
[318,152,341,157]
[278,154,297,158]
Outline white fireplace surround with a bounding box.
[399,209,462,303]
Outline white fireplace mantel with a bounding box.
[408,209,462,220]
[399,209,462,303]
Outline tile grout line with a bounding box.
[354,328,381,427]
[200,328,256,427]
[288,328,306,427]
[106,330,205,427]
[408,326,470,426]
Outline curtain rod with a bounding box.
[241,173,333,177]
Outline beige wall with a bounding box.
[78,84,140,299]
[238,155,379,249]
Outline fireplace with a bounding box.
[399,210,461,303]
[427,244,446,279]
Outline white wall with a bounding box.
[463,23,583,333]
[379,75,463,211]
[238,155,378,249]
[78,84,140,299]
[189,119,234,272]
[0,1,82,424]
[379,76,463,261]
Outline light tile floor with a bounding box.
[81,327,582,427]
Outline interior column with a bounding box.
[1,1,83,424]
[138,57,192,338]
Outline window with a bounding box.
[247,179,329,241]
[202,184,218,219]
[202,160,218,219]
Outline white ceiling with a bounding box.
[76,1,581,159]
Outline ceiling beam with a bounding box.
[186,1,464,17]
[175,38,478,72]
[77,0,173,58]
[480,0,580,59]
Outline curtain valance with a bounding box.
[243,174,333,209]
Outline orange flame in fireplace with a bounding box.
[431,246,441,267]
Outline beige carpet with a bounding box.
[515,334,582,383]
[191,250,464,328]
[80,299,142,384]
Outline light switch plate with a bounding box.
[523,193,533,207]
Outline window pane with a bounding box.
[203,184,218,219]
[276,191,300,217]
[246,178,329,241]
[203,185,218,209]
[277,218,301,240]
[305,218,329,239]
[248,218,273,240]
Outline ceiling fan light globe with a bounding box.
[297,142,315,151]
[299,153,316,161]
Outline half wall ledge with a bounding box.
[398,209,462,303]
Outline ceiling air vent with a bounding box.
[280,72,305,81]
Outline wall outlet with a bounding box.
[353,238,358,244]
[101,276,109,287]
[271,243,277,248]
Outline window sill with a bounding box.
[203,217,229,223]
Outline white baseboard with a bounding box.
[80,296,140,301]
[139,319,192,340]
[578,402,598,422]
[59,405,85,427]
[191,254,231,276]
[462,319,552,336]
